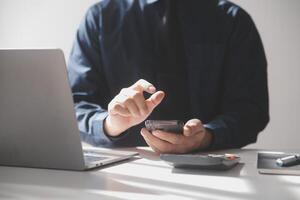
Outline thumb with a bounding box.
[145,91,165,112]
[183,119,203,137]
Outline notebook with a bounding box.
[257,151,300,175]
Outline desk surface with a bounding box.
[0,148,299,200]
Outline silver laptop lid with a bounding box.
[0,49,85,170]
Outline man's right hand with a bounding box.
[104,79,165,137]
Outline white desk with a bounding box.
[0,148,299,200]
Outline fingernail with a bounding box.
[148,86,156,93]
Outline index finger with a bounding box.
[152,130,183,145]
[131,79,156,94]
[140,128,174,153]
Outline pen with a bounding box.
[276,154,300,167]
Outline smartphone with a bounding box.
[145,120,184,134]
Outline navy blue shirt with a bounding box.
[67,0,269,150]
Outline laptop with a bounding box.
[0,49,138,170]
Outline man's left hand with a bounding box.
[140,119,213,154]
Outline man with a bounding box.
[67,0,269,153]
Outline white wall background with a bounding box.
[0,0,98,57]
[0,0,299,149]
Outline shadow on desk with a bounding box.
[0,165,162,198]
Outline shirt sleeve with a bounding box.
[205,9,269,149]
[67,5,118,146]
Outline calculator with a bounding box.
[160,153,240,170]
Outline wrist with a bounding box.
[201,128,213,149]
[103,116,126,137]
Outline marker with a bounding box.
[276,154,300,167]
